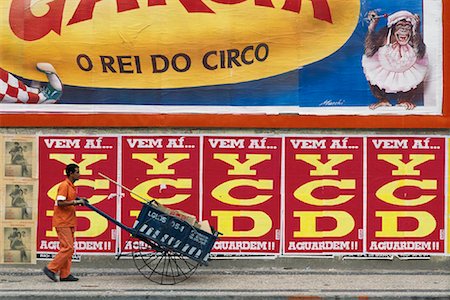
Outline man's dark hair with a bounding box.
[65,164,79,177]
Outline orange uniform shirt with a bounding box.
[52,178,77,228]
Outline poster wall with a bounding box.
[0,135,37,264]
[366,137,446,253]
[1,133,448,262]
[37,136,118,256]
[284,137,364,254]
[0,0,444,117]
[3,180,37,221]
[2,224,35,264]
[203,136,282,254]
[120,136,201,251]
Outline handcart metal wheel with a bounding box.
[84,197,219,285]
[131,236,201,285]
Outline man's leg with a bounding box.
[20,248,27,262]
[21,164,29,177]
[22,207,30,219]
[47,227,74,278]
[36,63,63,103]
[58,228,75,279]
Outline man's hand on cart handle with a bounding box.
[74,197,89,206]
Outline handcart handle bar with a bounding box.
[84,202,134,233]
[98,172,154,204]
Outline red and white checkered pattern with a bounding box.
[0,67,44,104]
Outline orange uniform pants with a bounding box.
[47,227,75,279]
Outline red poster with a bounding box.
[203,136,282,254]
[38,136,118,254]
[284,137,364,254]
[367,137,445,254]
[121,136,200,251]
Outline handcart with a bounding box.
[85,200,220,285]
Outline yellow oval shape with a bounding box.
[0,0,360,88]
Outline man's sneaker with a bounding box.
[43,266,57,282]
[60,274,79,282]
[41,84,62,101]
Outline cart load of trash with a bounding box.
[132,201,219,264]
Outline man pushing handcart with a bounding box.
[84,173,220,285]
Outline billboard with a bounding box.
[120,135,201,251]
[203,136,282,254]
[284,137,364,254]
[366,137,446,254]
[37,136,118,255]
[8,133,447,259]
[0,0,444,121]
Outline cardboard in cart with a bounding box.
[197,220,212,234]
[169,209,197,226]
[154,203,197,226]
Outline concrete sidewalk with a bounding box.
[1,256,450,299]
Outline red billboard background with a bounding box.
[120,136,201,251]
[202,136,282,254]
[35,135,448,256]
[284,137,364,254]
[367,137,446,253]
[38,136,118,254]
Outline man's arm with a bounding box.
[57,198,87,206]
[56,181,87,206]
